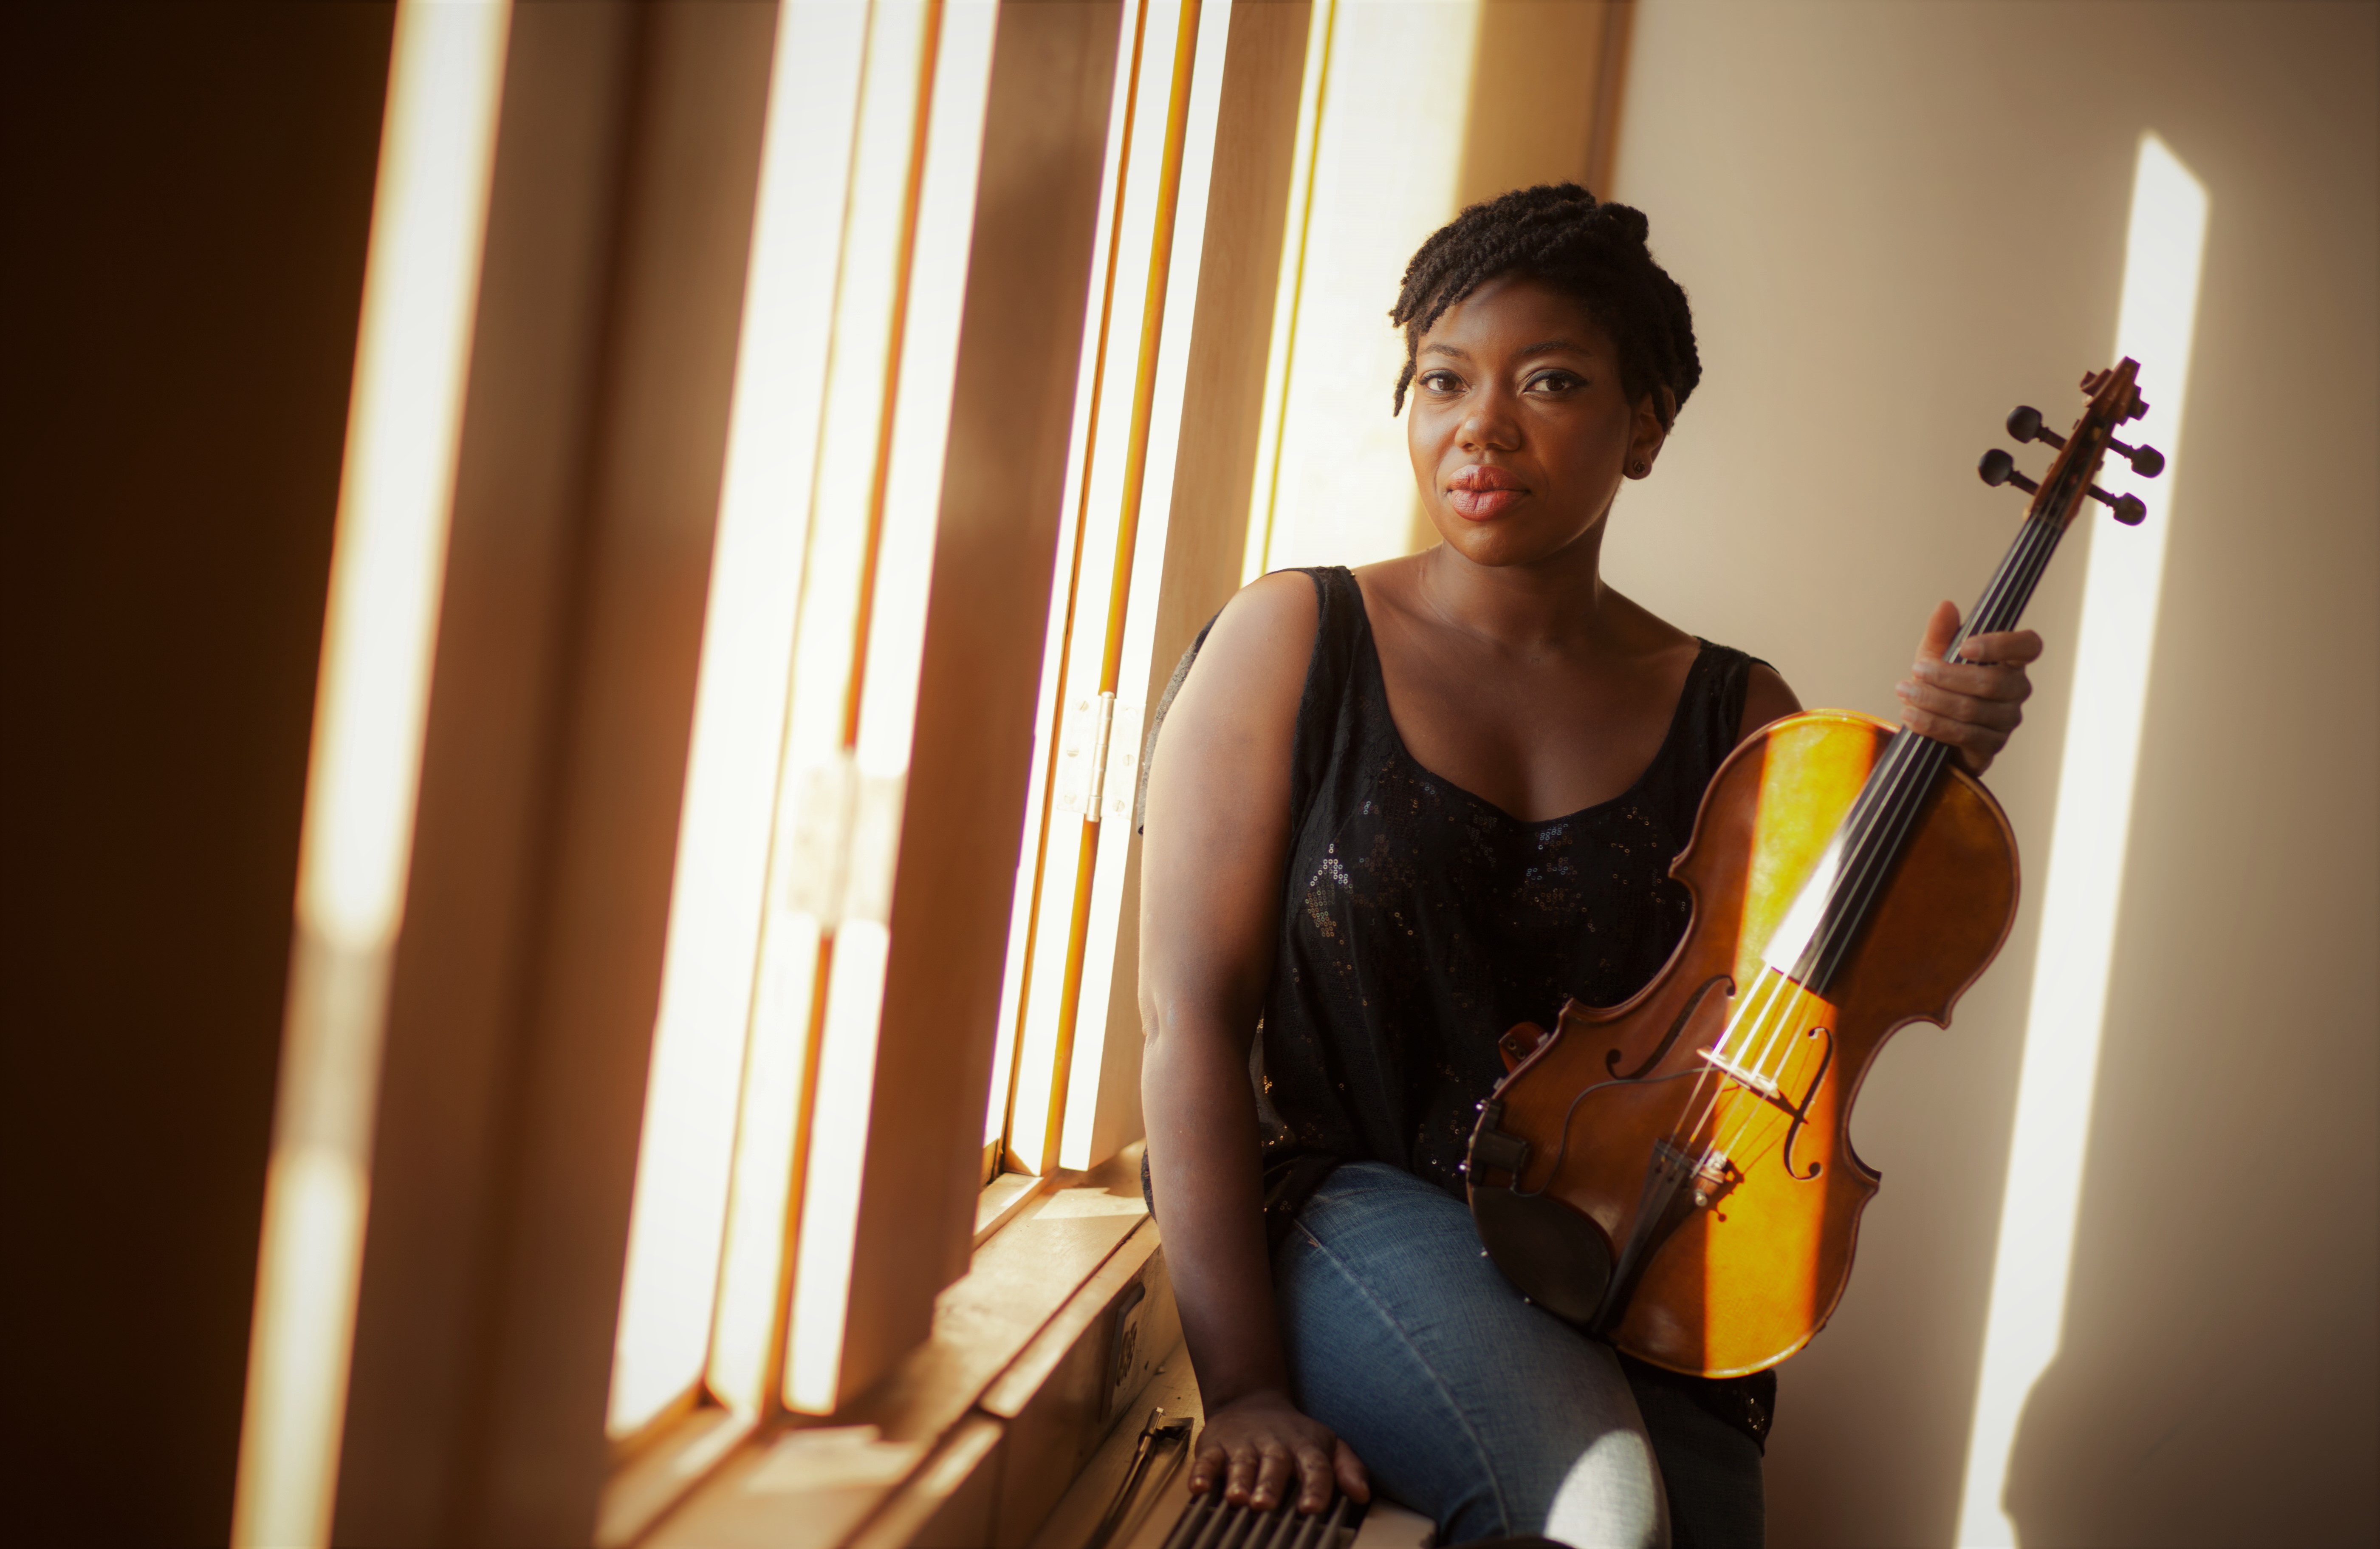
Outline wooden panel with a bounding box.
[333,5,640,1538]
[835,0,1128,1408]
[845,1182,1152,1449]
[459,6,777,1533]
[644,1164,1152,1549]
[1149,0,1313,669]
[987,1235,1169,1545]
[848,1415,1008,1549]
[1455,0,1630,208]
[1080,0,1316,1167]
[4,6,392,1543]
[331,3,777,1541]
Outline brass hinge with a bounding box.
[782,748,904,926]
[1053,690,1141,825]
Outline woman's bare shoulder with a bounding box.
[1607,585,1800,741]
[1599,584,1702,659]
[1145,571,1317,835]
[1739,661,1801,742]
[1181,568,1320,710]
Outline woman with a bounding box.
[1136,185,2038,1548]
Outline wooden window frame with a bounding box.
[313,0,1343,1541]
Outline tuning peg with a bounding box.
[1979,448,2039,495]
[2086,484,2148,525]
[2108,435,2165,478]
[2005,405,2065,448]
[2010,403,2161,476]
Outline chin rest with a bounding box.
[1468,1181,1613,1328]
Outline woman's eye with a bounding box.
[1525,371,1582,394]
[1420,370,1462,393]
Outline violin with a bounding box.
[1465,360,2166,1378]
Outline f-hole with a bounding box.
[1607,973,1733,1081]
[1779,1024,1836,1181]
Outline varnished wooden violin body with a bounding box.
[1468,359,2163,1377]
[1470,712,2013,1376]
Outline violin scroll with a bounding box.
[1977,358,2163,528]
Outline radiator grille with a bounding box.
[1158,1490,1356,1549]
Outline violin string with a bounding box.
[1719,745,1931,1112]
[1707,975,1813,1162]
[1672,722,1952,1152]
[1660,969,1778,1147]
[1819,511,2066,947]
[1661,965,1794,1153]
[1739,512,2064,1077]
[1714,511,2066,1120]
[1741,981,1829,1158]
[1646,510,2069,1179]
[1674,966,1814,1162]
[1779,512,2064,999]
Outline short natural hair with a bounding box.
[1389,183,1701,426]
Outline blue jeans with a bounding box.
[1275,1162,1765,1548]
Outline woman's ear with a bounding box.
[1626,388,1672,478]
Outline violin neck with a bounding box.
[1775,513,2067,993]
[1953,510,2069,651]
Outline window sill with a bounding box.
[603,1143,1170,1548]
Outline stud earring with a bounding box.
[1629,458,1650,477]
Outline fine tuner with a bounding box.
[1976,386,2163,526]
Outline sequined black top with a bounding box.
[1223,565,1761,1198]
[1141,565,1776,1447]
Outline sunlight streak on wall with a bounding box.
[1954,133,2207,1545]
[232,3,510,1542]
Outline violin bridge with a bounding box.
[1696,1046,1781,1100]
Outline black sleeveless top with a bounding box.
[1249,566,1759,1193]
[1143,565,1777,1447]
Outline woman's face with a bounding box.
[1405,274,1668,569]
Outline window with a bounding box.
[605,0,1634,1452]
[988,0,1228,1181]
[610,0,1003,1434]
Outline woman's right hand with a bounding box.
[1190,1388,1370,1515]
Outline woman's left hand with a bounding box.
[1896,599,2040,776]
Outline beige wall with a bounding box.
[1609,3,2377,1543]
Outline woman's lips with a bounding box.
[1447,464,1528,521]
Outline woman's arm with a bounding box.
[1138,571,1368,1516]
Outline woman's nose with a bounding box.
[1458,393,1520,451]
